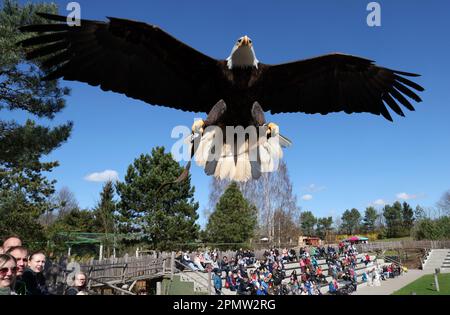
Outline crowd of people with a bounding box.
[0,235,88,295]
[1,234,406,296]
[183,242,405,296]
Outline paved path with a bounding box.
[353,269,425,295]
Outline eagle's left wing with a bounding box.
[254,54,424,121]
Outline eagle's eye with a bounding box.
[249,39,252,44]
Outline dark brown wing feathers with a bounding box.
[256,54,424,121]
[19,13,222,113]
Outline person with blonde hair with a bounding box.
[0,254,18,295]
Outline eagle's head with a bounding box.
[227,35,259,70]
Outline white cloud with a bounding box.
[396,192,418,200]
[304,184,326,193]
[302,194,313,201]
[84,170,119,182]
[372,199,387,206]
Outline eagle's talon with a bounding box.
[266,122,279,136]
[192,119,205,135]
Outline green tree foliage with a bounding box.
[402,202,415,234]
[47,209,101,256]
[316,217,333,239]
[300,211,317,236]
[116,147,200,250]
[0,189,46,250]
[363,207,378,233]
[341,208,361,235]
[205,182,257,249]
[94,181,117,236]
[0,0,71,243]
[413,217,450,240]
[383,202,404,238]
[93,181,117,256]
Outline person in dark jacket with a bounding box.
[22,251,50,295]
[66,272,89,295]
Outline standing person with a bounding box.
[0,254,17,295]
[22,251,50,295]
[213,268,222,295]
[6,246,28,295]
[66,272,89,295]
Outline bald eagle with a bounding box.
[19,13,424,182]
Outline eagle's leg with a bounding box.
[191,119,205,135]
[266,122,292,148]
[191,99,227,135]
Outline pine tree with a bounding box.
[316,217,333,239]
[401,202,415,235]
[383,202,403,238]
[116,147,200,250]
[94,181,117,256]
[363,207,379,233]
[341,208,361,235]
[205,182,257,249]
[0,0,72,242]
[300,211,317,236]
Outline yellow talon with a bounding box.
[192,119,205,134]
[266,122,279,136]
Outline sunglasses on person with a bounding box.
[0,267,18,276]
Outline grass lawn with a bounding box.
[392,274,450,295]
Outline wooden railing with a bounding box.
[80,253,173,288]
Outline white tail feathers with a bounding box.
[194,127,284,182]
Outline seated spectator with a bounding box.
[22,251,50,295]
[288,249,297,262]
[193,253,205,272]
[225,271,237,291]
[311,256,318,268]
[237,274,252,295]
[290,269,298,282]
[281,248,289,263]
[181,252,198,271]
[364,254,371,266]
[316,266,327,283]
[219,256,230,274]
[0,254,18,295]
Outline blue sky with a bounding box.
[10,0,450,227]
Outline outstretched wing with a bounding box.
[19,13,225,113]
[255,54,424,121]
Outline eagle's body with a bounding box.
[19,13,425,182]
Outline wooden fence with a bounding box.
[80,252,173,288]
[356,240,450,252]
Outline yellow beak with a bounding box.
[241,35,250,46]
